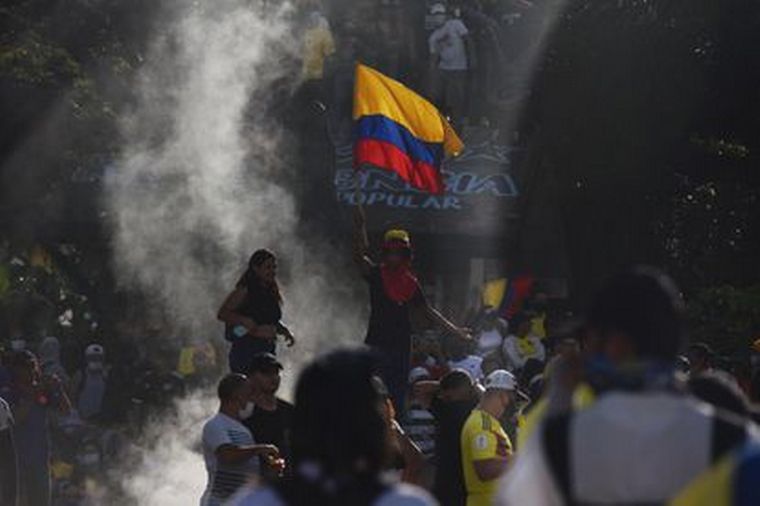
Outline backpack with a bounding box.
[542,411,749,505]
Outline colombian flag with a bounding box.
[353,64,463,194]
[482,275,535,320]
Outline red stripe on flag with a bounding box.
[354,138,444,194]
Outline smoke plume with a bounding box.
[106,1,364,503]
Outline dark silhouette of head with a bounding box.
[239,249,281,302]
[439,368,476,402]
[291,349,388,478]
[587,266,685,364]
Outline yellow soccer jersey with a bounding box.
[461,409,513,506]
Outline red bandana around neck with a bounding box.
[380,263,419,304]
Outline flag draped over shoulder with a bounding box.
[352,63,463,194]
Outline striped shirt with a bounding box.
[404,404,436,458]
[201,413,260,506]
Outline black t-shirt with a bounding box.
[364,266,424,352]
[242,398,294,460]
[238,280,282,325]
[430,397,478,506]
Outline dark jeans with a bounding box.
[18,461,49,506]
[371,345,410,411]
[430,69,468,127]
[228,336,276,373]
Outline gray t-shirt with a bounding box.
[201,413,260,506]
[429,19,469,71]
[229,482,437,506]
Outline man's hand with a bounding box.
[260,445,286,476]
[455,327,474,341]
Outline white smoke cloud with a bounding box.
[115,393,215,506]
[106,0,365,503]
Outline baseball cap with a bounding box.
[484,369,518,391]
[484,369,530,401]
[408,367,431,385]
[245,353,283,375]
[383,229,411,247]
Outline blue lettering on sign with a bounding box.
[334,169,518,198]
[337,192,463,210]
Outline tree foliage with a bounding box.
[518,0,760,350]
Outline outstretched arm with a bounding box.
[422,300,471,341]
[353,204,374,277]
[216,443,279,466]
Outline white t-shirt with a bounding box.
[428,19,469,71]
[201,413,260,506]
[476,328,504,356]
[498,392,757,505]
[229,482,436,506]
[502,334,545,371]
[449,355,484,382]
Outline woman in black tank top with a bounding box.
[217,249,295,373]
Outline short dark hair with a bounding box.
[243,352,283,376]
[587,266,685,361]
[217,373,248,401]
[440,368,473,391]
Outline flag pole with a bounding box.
[353,167,366,221]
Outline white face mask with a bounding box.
[81,452,100,466]
[239,401,255,419]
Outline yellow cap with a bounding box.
[384,229,411,245]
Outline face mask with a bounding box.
[239,401,254,419]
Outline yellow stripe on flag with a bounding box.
[482,278,507,309]
[353,64,463,156]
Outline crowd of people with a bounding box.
[2,239,760,506]
[297,0,541,144]
[195,221,760,506]
[0,324,221,505]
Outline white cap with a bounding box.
[430,3,446,14]
[85,344,104,357]
[408,366,431,384]
[484,369,518,391]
